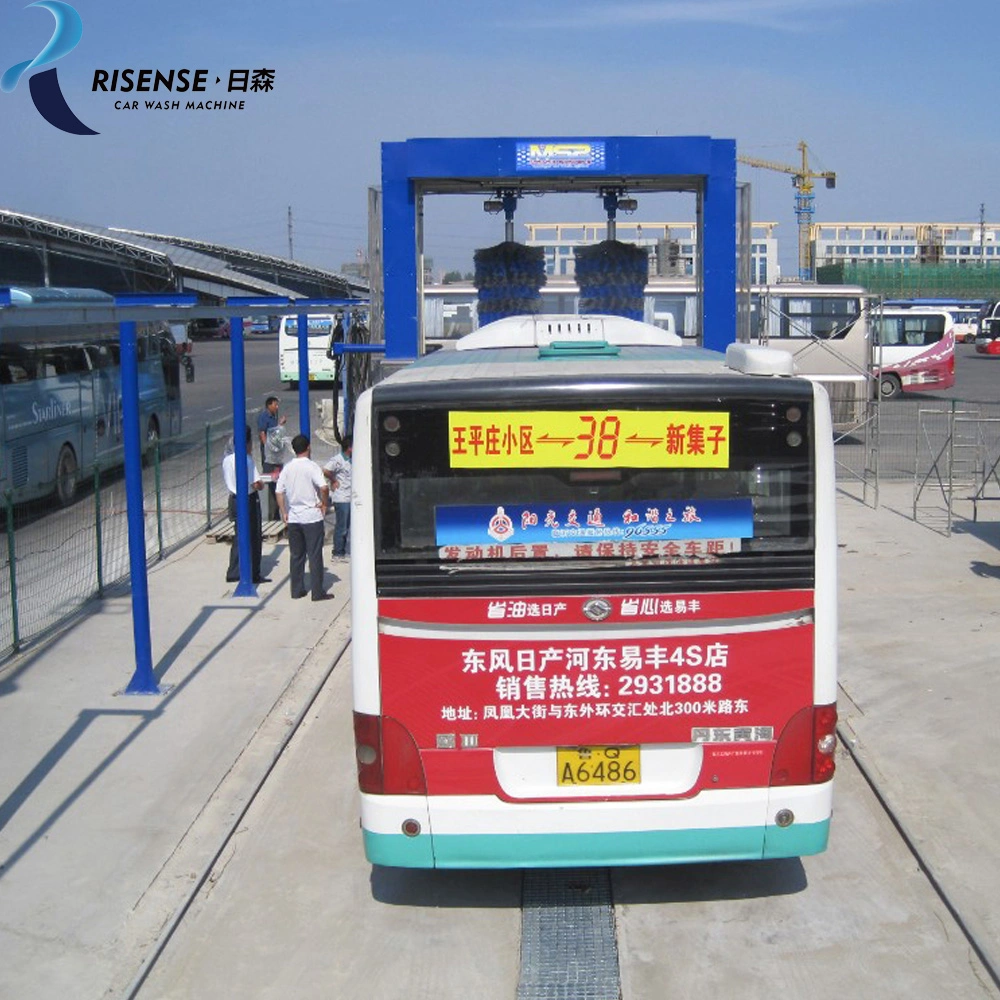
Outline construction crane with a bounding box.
[737,141,836,281]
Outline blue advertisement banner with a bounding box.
[435,498,754,547]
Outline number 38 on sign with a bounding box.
[556,745,641,786]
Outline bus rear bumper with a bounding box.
[279,372,338,384]
[359,784,832,869]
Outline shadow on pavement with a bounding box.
[371,865,522,908]
[368,856,806,908]
[0,584,285,877]
[613,857,807,903]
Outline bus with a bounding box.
[278,313,341,387]
[870,308,955,399]
[349,314,837,869]
[0,287,182,506]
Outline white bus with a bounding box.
[278,313,341,387]
[349,314,837,869]
[871,308,956,398]
[944,306,981,344]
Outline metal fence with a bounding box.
[911,400,1000,533]
[0,419,235,660]
[832,397,1000,532]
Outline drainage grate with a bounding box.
[517,868,621,1000]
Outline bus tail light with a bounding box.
[769,703,838,786]
[353,712,427,795]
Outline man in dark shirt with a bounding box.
[256,395,285,520]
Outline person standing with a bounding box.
[223,426,268,584]
[257,395,286,520]
[276,433,332,601]
[323,435,352,559]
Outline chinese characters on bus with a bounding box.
[431,638,775,736]
[448,410,730,469]
[379,622,814,747]
[436,497,752,558]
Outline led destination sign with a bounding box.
[448,410,731,469]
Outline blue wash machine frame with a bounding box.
[379,135,738,359]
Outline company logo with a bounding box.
[486,506,515,543]
[516,141,606,172]
[582,598,613,622]
[1,0,97,135]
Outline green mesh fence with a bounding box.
[817,261,1000,299]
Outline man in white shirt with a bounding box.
[222,426,266,584]
[323,434,352,559]
[276,433,331,601]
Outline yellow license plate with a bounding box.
[556,745,640,787]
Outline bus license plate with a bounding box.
[556,745,640,787]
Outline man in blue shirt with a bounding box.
[256,395,285,520]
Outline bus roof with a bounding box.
[1,286,115,306]
[456,314,683,350]
[883,298,986,307]
[386,325,796,387]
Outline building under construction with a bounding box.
[813,222,1000,298]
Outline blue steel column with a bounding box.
[230,314,256,597]
[297,313,310,438]
[381,142,419,360]
[121,321,159,694]
[702,139,738,353]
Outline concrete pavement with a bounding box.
[836,481,1000,975]
[0,523,353,999]
[0,479,998,998]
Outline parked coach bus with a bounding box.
[871,308,955,399]
[349,314,837,869]
[0,287,182,506]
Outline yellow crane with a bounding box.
[737,141,836,280]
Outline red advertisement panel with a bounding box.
[378,597,814,751]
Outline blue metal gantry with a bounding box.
[379,135,738,359]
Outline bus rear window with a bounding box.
[374,398,813,568]
[281,316,334,337]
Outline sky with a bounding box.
[1,0,999,279]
